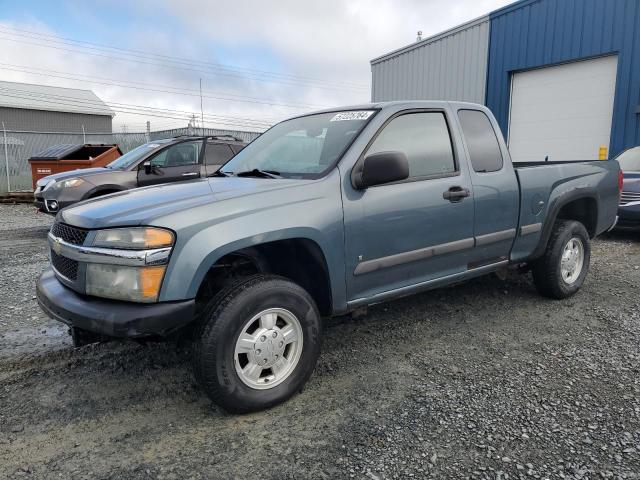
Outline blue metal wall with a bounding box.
[486,0,640,157]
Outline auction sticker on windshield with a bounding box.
[330,111,374,122]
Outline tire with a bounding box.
[192,274,322,413]
[531,220,591,299]
[70,327,111,347]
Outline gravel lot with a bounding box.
[1,203,639,479]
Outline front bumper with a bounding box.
[37,269,196,338]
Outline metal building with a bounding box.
[0,81,113,133]
[371,0,640,161]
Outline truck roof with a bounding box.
[297,100,487,118]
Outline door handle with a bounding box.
[443,186,470,202]
[181,172,199,177]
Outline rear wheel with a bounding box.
[531,220,591,299]
[192,275,321,413]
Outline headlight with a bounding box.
[46,178,84,191]
[83,227,175,302]
[93,227,174,250]
[86,264,166,303]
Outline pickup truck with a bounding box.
[36,101,621,413]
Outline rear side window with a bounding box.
[458,110,503,173]
[205,143,234,166]
[230,144,245,155]
[366,112,456,179]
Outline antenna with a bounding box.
[199,78,205,135]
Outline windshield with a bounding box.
[107,143,162,170]
[617,146,640,172]
[220,110,376,178]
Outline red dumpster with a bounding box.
[28,144,122,189]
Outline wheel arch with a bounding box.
[531,190,599,260]
[189,235,335,317]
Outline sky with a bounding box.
[0,0,513,133]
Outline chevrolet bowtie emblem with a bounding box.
[52,237,62,255]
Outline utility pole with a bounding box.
[199,78,205,135]
[146,121,151,142]
[2,122,10,193]
[81,124,86,144]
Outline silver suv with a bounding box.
[34,135,247,214]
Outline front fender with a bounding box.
[161,227,346,310]
[157,174,347,311]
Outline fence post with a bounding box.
[2,122,10,193]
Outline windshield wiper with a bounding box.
[210,170,231,177]
[234,169,281,179]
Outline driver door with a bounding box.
[137,140,203,187]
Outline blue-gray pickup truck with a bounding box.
[37,101,622,413]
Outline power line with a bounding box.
[0,25,368,90]
[0,62,325,111]
[0,87,273,130]
[0,88,272,128]
[0,85,277,125]
[0,29,368,93]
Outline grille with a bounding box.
[51,250,79,280]
[620,191,640,206]
[51,222,88,245]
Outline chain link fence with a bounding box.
[0,127,262,194]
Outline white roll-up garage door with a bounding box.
[508,55,618,162]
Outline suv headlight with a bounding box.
[46,178,84,191]
[85,227,175,303]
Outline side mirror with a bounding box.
[142,160,153,175]
[353,151,409,189]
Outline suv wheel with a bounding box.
[192,275,322,413]
[531,220,591,299]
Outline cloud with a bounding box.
[0,0,512,132]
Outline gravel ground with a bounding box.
[1,204,639,479]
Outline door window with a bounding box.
[150,141,202,167]
[366,112,456,179]
[458,109,504,173]
[205,143,234,166]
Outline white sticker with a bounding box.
[330,111,374,122]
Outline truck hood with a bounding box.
[37,167,111,187]
[59,176,310,228]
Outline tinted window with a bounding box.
[366,112,455,179]
[205,143,234,165]
[458,110,503,173]
[150,141,201,167]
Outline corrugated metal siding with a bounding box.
[0,107,112,133]
[371,16,490,103]
[487,0,640,157]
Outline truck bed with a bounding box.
[510,159,620,262]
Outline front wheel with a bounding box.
[192,275,322,413]
[531,220,591,299]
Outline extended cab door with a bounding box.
[137,140,203,187]
[343,109,475,302]
[456,109,519,267]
